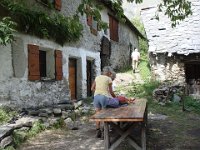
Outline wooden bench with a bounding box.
[91,98,147,150]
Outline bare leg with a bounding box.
[132,61,136,73]
[95,108,101,129]
[135,61,138,70]
[95,108,102,138]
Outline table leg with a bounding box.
[141,126,146,150]
[104,122,110,150]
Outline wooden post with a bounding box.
[104,122,110,150]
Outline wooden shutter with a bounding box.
[55,50,63,80]
[109,15,119,42]
[109,15,114,41]
[28,44,40,81]
[87,15,92,26]
[55,0,62,11]
[113,19,119,42]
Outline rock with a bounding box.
[74,101,83,109]
[53,108,62,115]
[28,110,39,116]
[64,118,74,129]
[0,136,13,148]
[172,94,181,103]
[48,118,59,126]
[38,112,49,118]
[54,104,74,110]
[61,111,69,119]
[0,126,13,141]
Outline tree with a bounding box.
[116,0,192,27]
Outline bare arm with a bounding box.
[91,81,96,92]
[108,83,116,98]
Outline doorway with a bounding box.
[185,62,200,95]
[87,60,94,96]
[69,58,77,99]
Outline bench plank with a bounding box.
[91,99,147,122]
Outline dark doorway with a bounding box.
[185,62,200,95]
[87,60,94,97]
[69,58,77,100]
[100,36,111,70]
[185,63,200,82]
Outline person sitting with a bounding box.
[91,66,116,138]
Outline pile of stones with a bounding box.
[0,100,94,149]
[153,83,185,105]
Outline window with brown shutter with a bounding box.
[109,15,119,42]
[87,15,93,26]
[28,44,40,81]
[87,15,98,36]
[28,44,62,81]
[55,50,63,80]
[55,0,62,11]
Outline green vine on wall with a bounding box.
[0,0,83,46]
[0,17,17,45]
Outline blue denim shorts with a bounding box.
[93,94,108,109]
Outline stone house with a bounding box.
[140,0,200,96]
[0,0,143,108]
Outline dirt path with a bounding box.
[18,113,200,150]
[18,73,200,150]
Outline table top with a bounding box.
[90,98,147,122]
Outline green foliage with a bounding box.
[0,146,15,150]
[118,0,192,27]
[116,80,160,99]
[158,0,192,27]
[80,0,192,27]
[78,0,108,30]
[0,106,17,125]
[132,17,148,59]
[12,120,46,148]
[138,60,151,81]
[13,130,27,147]
[27,120,46,137]
[0,17,17,45]
[0,0,83,45]
[52,118,66,129]
[132,17,150,81]
[184,96,200,114]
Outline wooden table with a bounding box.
[91,99,147,150]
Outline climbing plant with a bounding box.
[0,0,83,45]
[79,0,192,27]
[0,17,17,46]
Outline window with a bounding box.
[39,50,46,77]
[28,44,63,81]
[87,15,98,36]
[109,15,119,42]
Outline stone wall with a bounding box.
[0,0,140,108]
[149,53,185,83]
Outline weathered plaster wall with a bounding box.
[141,0,200,82]
[110,23,139,69]
[0,33,100,108]
[0,45,13,81]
